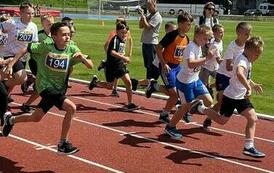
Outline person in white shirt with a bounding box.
[193,37,266,158]
[163,25,214,140]
[0,2,38,101]
[202,22,252,129]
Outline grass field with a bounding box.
[33,18,274,115]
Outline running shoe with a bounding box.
[182,112,192,123]
[57,141,80,155]
[145,79,157,98]
[203,118,212,130]
[243,147,266,158]
[125,103,139,111]
[89,75,98,90]
[164,125,182,140]
[2,112,14,137]
[20,104,35,113]
[97,59,106,71]
[110,89,119,97]
[159,111,170,124]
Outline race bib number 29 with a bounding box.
[45,53,69,72]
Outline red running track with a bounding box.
[1,81,274,173]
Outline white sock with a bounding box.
[154,83,160,91]
[9,116,15,125]
[198,104,206,114]
[244,138,254,149]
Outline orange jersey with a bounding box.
[160,30,189,64]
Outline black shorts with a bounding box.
[105,63,129,82]
[38,89,66,113]
[220,95,254,117]
[4,56,25,73]
[29,58,37,76]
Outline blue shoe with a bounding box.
[243,147,266,158]
[164,125,182,140]
[159,111,170,124]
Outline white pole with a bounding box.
[98,0,101,20]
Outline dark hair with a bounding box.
[50,22,69,36]
[165,21,175,30]
[202,1,215,16]
[20,1,33,11]
[177,11,193,24]
[116,22,129,31]
[61,16,73,22]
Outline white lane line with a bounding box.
[1,132,124,173]
[35,144,56,150]
[72,96,274,143]
[51,111,274,173]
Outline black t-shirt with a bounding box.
[107,35,126,66]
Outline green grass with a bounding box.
[33,18,274,115]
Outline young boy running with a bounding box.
[202,22,252,129]
[164,25,214,139]
[192,36,265,158]
[2,22,93,155]
[89,22,138,110]
[146,12,193,124]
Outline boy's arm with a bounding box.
[188,50,214,68]
[126,34,133,57]
[5,47,28,76]
[156,43,170,73]
[73,52,93,69]
[236,66,252,97]
[250,80,263,95]
[110,50,130,64]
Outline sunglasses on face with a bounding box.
[206,7,215,11]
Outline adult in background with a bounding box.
[195,1,219,28]
[138,0,162,81]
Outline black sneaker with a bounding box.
[130,78,138,91]
[182,112,192,123]
[2,112,14,137]
[145,79,157,98]
[110,89,119,97]
[243,147,266,158]
[159,111,170,124]
[125,103,139,111]
[21,79,32,93]
[20,104,35,113]
[203,118,212,130]
[97,59,106,71]
[89,75,98,90]
[57,141,80,155]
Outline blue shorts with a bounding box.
[160,63,181,89]
[216,73,230,91]
[176,79,209,103]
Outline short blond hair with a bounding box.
[194,24,213,38]
[245,36,264,50]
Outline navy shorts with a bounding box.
[216,73,230,91]
[220,95,254,117]
[4,56,25,73]
[38,89,66,113]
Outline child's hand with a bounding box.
[206,50,214,60]
[252,83,263,95]
[245,88,252,98]
[163,64,171,74]
[124,56,130,64]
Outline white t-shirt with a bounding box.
[177,41,202,84]
[202,39,223,71]
[217,40,244,77]
[224,54,251,100]
[0,18,38,61]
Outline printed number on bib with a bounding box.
[45,53,69,72]
[174,46,185,61]
[0,33,8,45]
[17,30,33,42]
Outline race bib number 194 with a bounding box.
[45,53,69,72]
